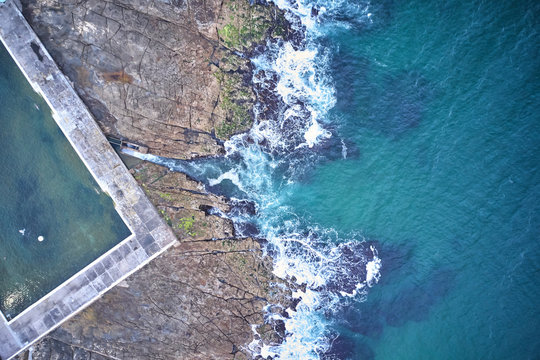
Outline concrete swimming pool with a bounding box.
[0,41,131,319]
[0,1,177,358]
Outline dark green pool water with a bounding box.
[0,43,130,319]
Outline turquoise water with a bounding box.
[282,0,540,358]
[126,0,540,358]
[0,43,130,319]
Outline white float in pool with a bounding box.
[38,236,44,242]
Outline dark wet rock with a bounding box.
[198,204,216,215]
[229,199,260,238]
[230,199,258,216]
[323,242,376,296]
[234,221,261,238]
[273,319,286,339]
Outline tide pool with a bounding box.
[0,43,130,319]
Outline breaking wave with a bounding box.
[230,1,380,357]
[125,0,380,358]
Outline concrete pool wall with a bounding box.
[0,0,178,358]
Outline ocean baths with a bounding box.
[0,1,177,358]
[0,41,132,319]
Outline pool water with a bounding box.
[0,43,130,319]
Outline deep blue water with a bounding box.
[0,43,130,319]
[128,0,540,358]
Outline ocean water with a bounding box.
[127,0,540,358]
[0,43,130,319]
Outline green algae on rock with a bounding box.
[15,0,292,358]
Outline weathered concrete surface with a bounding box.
[18,162,291,360]
[5,0,293,358]
[0,313,21,360]
[20,0,288,157]
[0,1,177,358]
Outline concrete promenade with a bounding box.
[0,1,178,358]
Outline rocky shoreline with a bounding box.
[16,0,293,358]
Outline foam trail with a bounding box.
[121,148,224,183]
[234,2,380,357]
[341,139,347,159]
[366,246,382,287]
[125,0,381,357]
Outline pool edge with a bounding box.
[0,1,178,358]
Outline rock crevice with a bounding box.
[17,0,292,358]
[22,0,287,158]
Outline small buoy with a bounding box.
[38,236,44,242]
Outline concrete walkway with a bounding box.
[0,1,177,358]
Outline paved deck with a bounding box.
[0,1,178,358]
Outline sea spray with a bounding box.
[123,0,381,357]
[229,1,381,357]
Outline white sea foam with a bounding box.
[366,245,382,287]
[238,1,382,358]
[127,0,381,357]
[341,139,348,159]
[303,119,331,148]
[272,41,334,149]
[225,21,335,155]
[121,148,159,162]
[208,169,241,188]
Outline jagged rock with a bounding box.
[17,162,290,360]
[15,0,293,358]
[20,0,288,157]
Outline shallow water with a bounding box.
[125,0,540,358]
[0,43,130,319]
